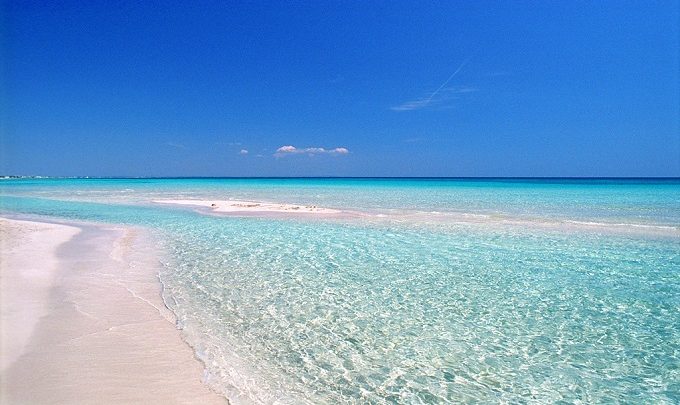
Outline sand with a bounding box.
[150,199,680,238]
[0,217,226,404]
[154,199,341,215]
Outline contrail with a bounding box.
[425,58,470,103]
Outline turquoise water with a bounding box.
[1,178,679,403]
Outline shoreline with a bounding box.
[0,216,226,404]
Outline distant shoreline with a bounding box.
[2,176,680,180]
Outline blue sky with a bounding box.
[2,1,679,177]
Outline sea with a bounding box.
[1,177,679,403]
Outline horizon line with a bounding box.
[2,175,679,180]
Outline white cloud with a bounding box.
[277,145,298,153]
[239,149,248,155]
[274,145,350,157]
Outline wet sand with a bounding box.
[0,217,226,404]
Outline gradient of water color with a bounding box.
[1,178,679,403]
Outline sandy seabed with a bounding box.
[0,217,226,404]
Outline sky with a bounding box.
[1,0,679,177]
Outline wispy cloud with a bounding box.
[391,85,476,111]
[391,59,473,111]
[391,99,433,112]
[166,142,186,149]
[274,145,350,157]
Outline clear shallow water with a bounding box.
[1,178,679,403]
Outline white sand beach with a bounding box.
[0,217,225,404]
[154,199,341,215]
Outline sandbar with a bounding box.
[153,199,341,215]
